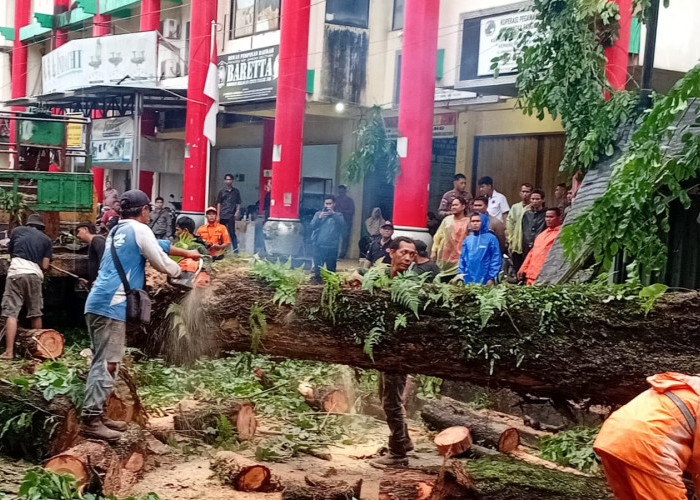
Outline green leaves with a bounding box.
[540,427,600,473]
[639,283,668,315]
[561,63,700,281]
[474,286,507,329]
[248,303,268,354]
[320,267,342,324]
[342,105,400,184]
[250,257,308,306]
[34,361,85,407]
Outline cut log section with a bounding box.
[211,451,281,493]
[378,469,435,500]
[434,426,472,457]
[105,367,148,428]
[45,440,121,494]
[298,383,350,413]
[16,329,64,359]
[282,475,362,500]
[173,399,257,441]
[422,398,520,453]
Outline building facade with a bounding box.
[0,0,697,257]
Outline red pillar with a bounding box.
[91,12,112,201]
[392,0,440,230]
[53,0,70,48]
[138,0,161,192]
[269,0,310,220]
[182,1,217,213]
[259,119,274,209]
[9,0,31,168]
[604,0,633,91]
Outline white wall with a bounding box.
[640,0,700,73]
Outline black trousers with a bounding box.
[511,252,525,272]
[220,218,238,253]
[314,245,338,279]
[379,372,409,457]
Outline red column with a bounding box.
[182,1,217,213]
[53,0,70,48]
[91,12,112,201]
[269,0,310,220]
[9,0,31,168]
[259,119,274,209]
[138,0,161,192]
[605,0,632,91]
[391,0,440,230]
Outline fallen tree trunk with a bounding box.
[422,398,519,453]
[298,383,350,413]
[173,399,257,440]
[144,266,700,405]
[16,329,64,360]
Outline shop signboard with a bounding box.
[455,2,535,95]
[91,117,133,163]
[42,31,159,93]
[66,113,84,148]
[217,45,279,104]
[383,113,457,140]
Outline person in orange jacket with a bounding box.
[594,372,700,499]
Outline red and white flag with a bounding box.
[203,22,218,146]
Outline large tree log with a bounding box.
[298,382,350,413]
[144,266,700,405]
[422,398,520,453]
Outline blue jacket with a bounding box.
[458,213,502,284]
[310,211,346,248]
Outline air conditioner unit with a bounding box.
[160,59,182,78]
[161,18,181,39]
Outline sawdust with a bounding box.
[161,287,220,365]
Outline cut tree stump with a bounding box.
[173,399,257,440]
[298,383,350,413]
[16,329,64,359]
[143,266,700,405]
[211,451,281,492]
[434,426,472,457]
[422,398,520,452]
[282,475,362,500]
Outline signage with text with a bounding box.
[218,45,279,104]
[91,117,134,163]
[383,113,457,140]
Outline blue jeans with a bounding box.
[82,313,125,417]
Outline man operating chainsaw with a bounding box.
[82,190,201,442]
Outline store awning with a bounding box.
[4,85,189,116]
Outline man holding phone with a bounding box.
[309,196,346,281]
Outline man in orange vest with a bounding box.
[196,207,231,260]
[518,207,562,285]
[594,372,700,499]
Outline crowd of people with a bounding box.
[351,174,571,286]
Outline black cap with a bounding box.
[381,220,394,229]
[120,190,151,210]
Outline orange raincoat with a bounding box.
[594,372,700,499]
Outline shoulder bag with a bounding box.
[109,226,151,324]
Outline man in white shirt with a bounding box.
[478,176,510,223]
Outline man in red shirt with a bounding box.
[196,207,231,260]
[518,207,562,285]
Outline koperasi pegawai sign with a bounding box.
[217,45,280,105]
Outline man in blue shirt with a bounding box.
[309,195,346,281]
[458,213,502,285]
[82,190,200,442]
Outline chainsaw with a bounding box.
[169,255,212,289]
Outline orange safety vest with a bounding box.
[196,222,231,257]
[594,372,700,490]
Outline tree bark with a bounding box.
[282,475,362,500]
[173,399,257,441]
[378,469,436,500]
[422,398,520,452]
[16,329,64,360]
[144,266,700,405]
